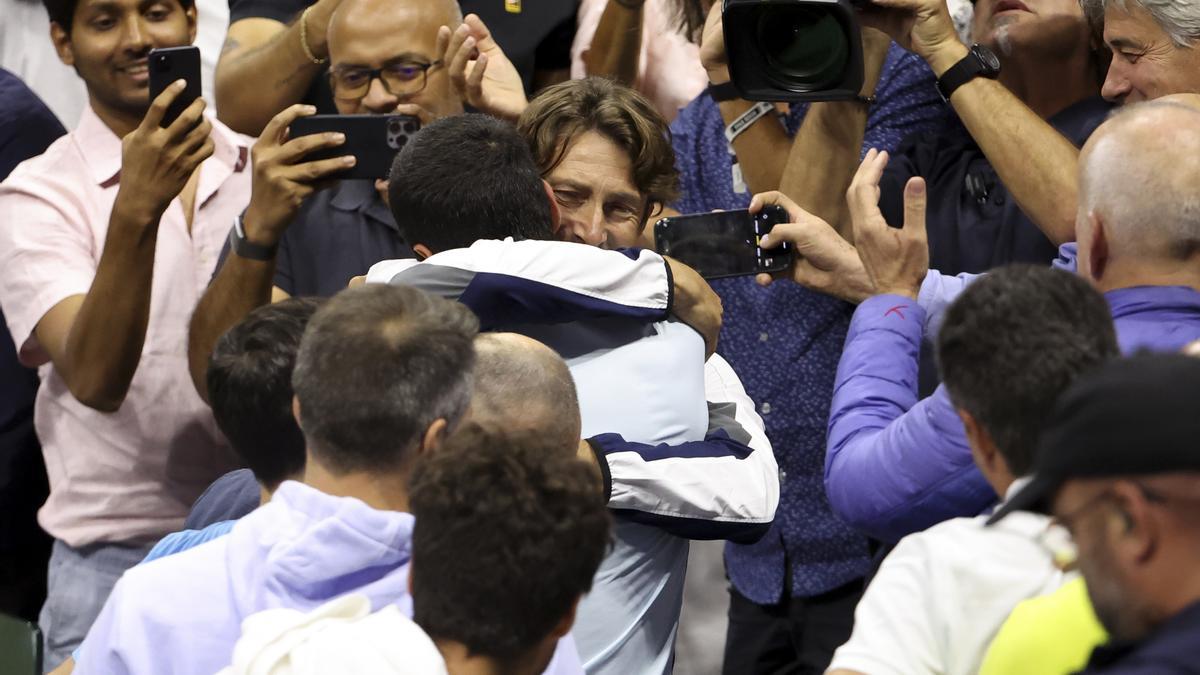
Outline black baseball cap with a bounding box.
[987,353,1200,525]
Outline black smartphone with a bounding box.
[654,206,794,280]
[147,46,201,128]
[288,114,421,180]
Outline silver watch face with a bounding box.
[974,44,1001,73]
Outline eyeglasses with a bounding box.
[329,60,442,102]
[1033,483,1171,570]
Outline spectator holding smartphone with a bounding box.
[0,0,253,667]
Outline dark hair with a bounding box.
[291,285,479,474]
[517,78,680,221]
[409,423,611,663]
[936,265,1119,476]
[43,0,195,32]
[664,0,707,42]
[388,113,554,254]
[206,298,322,489]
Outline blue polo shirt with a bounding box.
[669,44,945,603]
[273,180,414,296]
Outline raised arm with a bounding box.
[580,0,645,85]
[214,0,342,136]
[698,2,790,195]
[869,0,1082,244]
[186,105,352,399]
[31,87,211,411]
[777,30,893,234]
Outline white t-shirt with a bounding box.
[829,494,1069,675]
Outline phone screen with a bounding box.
[654,206,792,280]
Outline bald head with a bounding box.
[1079,101,1200,264]
[469,333,582,452]
[329,0,461,46]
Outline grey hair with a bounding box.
[469,333,581,451]
[1081,101,1200,259]
[1081,0,1200,47]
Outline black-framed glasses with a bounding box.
[329,59,442,101]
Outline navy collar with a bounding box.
[1086,600,1200,671]
[329,180,397,232]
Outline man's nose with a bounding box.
[568,204,607,247]
[1101,62,1131,103]
[121,15,151,53]
[361,77,399,114]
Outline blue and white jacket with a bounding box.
[368,239,779,675]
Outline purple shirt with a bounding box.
[75,481,582,675]
[825,279,1200,542]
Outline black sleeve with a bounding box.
[878,130,928,229]
[229,0,310,25]
[533,13,576,73]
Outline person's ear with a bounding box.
[412,243,434,261]
[1088,213,1110,284]
[548,596,581,639]
[185,3,198,43]
[50,21,75,67]
[291,396,304,429]
[419,418,450,455]
[543,180,563,235]
[1110,481,1158,565]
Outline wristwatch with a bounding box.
[228,213,277,261]
[936,44,1001,101]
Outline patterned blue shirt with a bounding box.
[669,45,946,603]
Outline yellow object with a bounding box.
[505,0,522,13]
[979,577,1108,675]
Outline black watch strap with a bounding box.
[707,81,740,103]
[936,44,1000,101]
[228,214,277,262]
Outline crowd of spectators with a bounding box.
[1,0,1200,674]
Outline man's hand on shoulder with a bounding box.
[113,82,214,225]
[241,104,353,247]
[846,149,928,300]
[664,256,722,359]
[439,14,528,122]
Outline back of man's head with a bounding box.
[409,423,611,668]
[291,285,479,474]
[1080,101,1200,263]
[936,265,1120,476]
[470,333,581,452]
[388,113,554,254]
[207,298,322,490]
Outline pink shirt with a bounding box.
[0,106,251,547]
[570,0,709,123]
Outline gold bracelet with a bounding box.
[299,6,327,65]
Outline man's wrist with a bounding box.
[924,40,970,78]
[240,208,282,248]
[706,66,731,86]
[112,190,167,230]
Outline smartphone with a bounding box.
[148,46,201,128]
[654,206,794,280]
[288,114,421,180]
